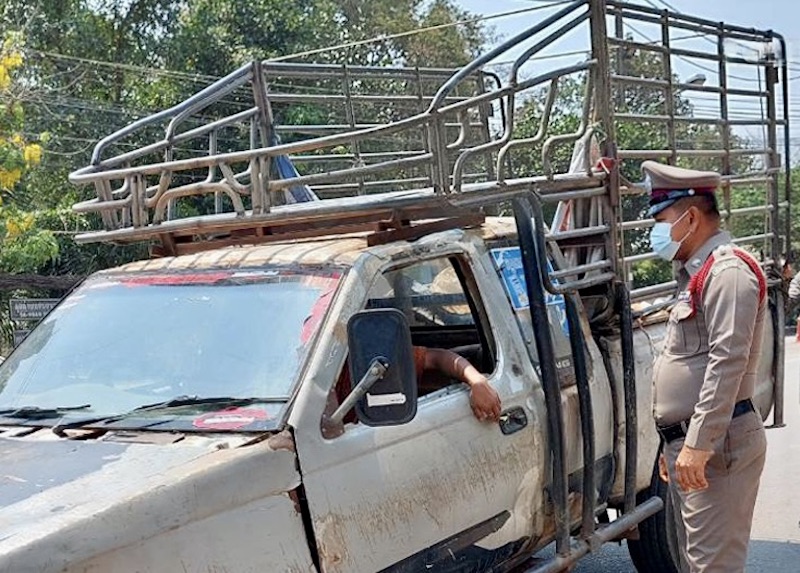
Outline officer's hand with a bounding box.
[469,379,501,423]
[674,445,713,491]
[658,453,669,483]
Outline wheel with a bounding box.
[627,461,683,573]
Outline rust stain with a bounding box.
[316,513,349,571]
[266,430,296,452]
[316,431,537,572]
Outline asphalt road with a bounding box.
[566,336,800,572]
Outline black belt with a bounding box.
[657,399,755,444]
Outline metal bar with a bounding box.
[764,48,781,270]
[565,288,596,539]
[430,0,586,110]
[90,62,253,165]
[264,93,472,104]
[330,358,388,424]
[616,282,638,515]
[608,1,778,40]
[718,23,732,225]
[547,225,611,242]
[510,9,591,80]
[776,34,792,264]
[341,64,366,196]
[549,259,613,279]
[290,151,427,162]
[498,79,559,183]
[261,61,465,80]
[522,497,664,573]
[630,281,678,301]
[266,153,433,192]
[662,13,677,165]
[732,233,774,244]
[513,196,570,556]
[770,286,786,428]
[617,148,771,159]
[273,122,485,133]
[606,36,667,54]
[71,112,433,182]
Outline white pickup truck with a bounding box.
[0,1,789,572]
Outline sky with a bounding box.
[453,0,800,159]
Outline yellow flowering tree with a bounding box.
[0,32,57,273]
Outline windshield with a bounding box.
[0,268,341,425]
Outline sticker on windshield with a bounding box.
[192,407,269,430]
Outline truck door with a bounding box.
[488,242,616,522]
[293,252,546,573]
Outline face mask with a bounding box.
[649,211,690,261]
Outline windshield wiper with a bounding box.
[0,404,91,420]
[51,395,285,435]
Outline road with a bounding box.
[567,336,800,572]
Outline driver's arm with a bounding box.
[422,347,501,422]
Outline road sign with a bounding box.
[13,330,31,347]
[9,298,60,321]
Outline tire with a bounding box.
[627,462,683,573]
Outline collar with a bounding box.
[682,230,732,277]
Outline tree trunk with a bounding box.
[0,274,82,291]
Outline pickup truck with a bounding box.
[0,211,780,573]
[0,1,789,572]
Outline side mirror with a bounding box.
[344,309,417,427]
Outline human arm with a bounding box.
[423,347,501,422]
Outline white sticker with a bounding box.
[366,392,407,407]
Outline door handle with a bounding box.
[498,406,528,435]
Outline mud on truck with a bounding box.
[0,1,790,572]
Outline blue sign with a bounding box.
[490,247,570,338]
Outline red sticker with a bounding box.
[192,407,269,430]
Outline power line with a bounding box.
[267,2,575,63]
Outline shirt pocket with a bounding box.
[665,301,703,356]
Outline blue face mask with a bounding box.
[649,211,690,261]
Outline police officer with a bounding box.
[645,160,768,573]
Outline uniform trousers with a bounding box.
[664,410,767,573]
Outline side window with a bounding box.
[366,257,496,385]
[323,256,496,435]
[489,246,577,387]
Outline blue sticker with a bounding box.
[490,247,570,338]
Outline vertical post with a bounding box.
[717,24,733,232]
[592,1,622,280]
[251,61,274,213]
[414,66,435,189]
[765,47,781,271]
[662,12,677,166]
[342,64,366,196]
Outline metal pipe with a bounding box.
[90,63,253,165]
[549,259,613,279]
[522,496,664,573]
[616,282,638,515]
[513,196,570,557]
[564,288,597,539]
[429,0,586,110]
[497,78,560,183]
[769,286,786,428]
[330,358,388,424]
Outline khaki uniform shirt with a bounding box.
[652,231,766,451]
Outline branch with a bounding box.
[0,273,82,291]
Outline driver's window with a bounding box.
[322,256,496,436]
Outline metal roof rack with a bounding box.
[69,0,789,297]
